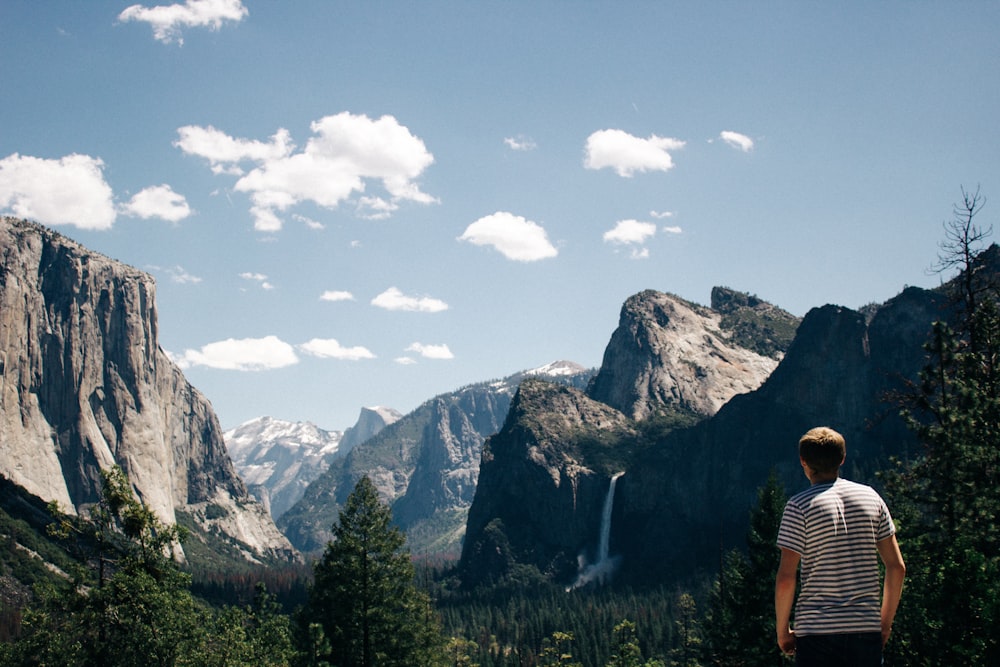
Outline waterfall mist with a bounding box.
[569,472,624,590]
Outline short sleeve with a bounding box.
[776,501,806,554]
[876,498,896,542]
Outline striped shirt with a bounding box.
[776,478,895,636]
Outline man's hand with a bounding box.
[777,628,796,656]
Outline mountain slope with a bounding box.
[0,217,297,565]
[278,362,594,556]
[224,407,401,520]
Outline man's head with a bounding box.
[798,426,846,480]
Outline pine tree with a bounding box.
[882,189,1000,664]
[704,473,787,666]
[299,475,446,666]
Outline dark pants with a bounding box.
[796,632,882,667]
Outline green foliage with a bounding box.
[703,473,790,666]
[436,576,679,667]
[299,475,447,667]
[607,620,666,667]
[881,195,1000,665]
[712,287,800,360]
[3,466,297,666]
[883,311,1000,664]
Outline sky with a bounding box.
[2,1,998,432]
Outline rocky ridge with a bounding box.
[587,289,796,420]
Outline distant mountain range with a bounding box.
[224,406,401,519]
[276,361,594,556]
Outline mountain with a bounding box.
[224,407,401,520]
[0,217,297,565]
[461,289,801,584]
[278,362,594,556]
[613,287,948,583]
[459,281,956,588]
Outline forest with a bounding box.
[1,191,998,665]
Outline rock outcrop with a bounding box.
[461,379,635,584]
[588,289,796,420]
[0,217,297,563]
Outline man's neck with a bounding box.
[811,474,839,485]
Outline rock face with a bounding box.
[225,407,400,520]
[340,406,402,454]
[588,289,796,420]
[278,362,593,556]
[0,217,297,563]
[461,379,635,584]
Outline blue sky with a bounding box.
[2,1,998,431]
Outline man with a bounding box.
[774,427,905,665]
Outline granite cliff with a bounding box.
[588,288,796,420]
[0,217,297,564]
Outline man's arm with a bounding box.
[876,534,905,647]
[774,547,800,656]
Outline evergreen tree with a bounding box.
[607,619,666,667]
[704,473,788,666]
[299,475,446,666]
[670,593,702,667]
[883,189,1000,664]
[6,466,204,666]
[5,466,296,666]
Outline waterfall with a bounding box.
[596,471,624,563]
[569,472,624,590]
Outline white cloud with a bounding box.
[239,272,274,290]
[603,219,658,245]
[178,112,436,231]
[719,130,754,152]
[0,153,115,230]
[169,335,298,371]
[320,290,354,302]
[458,211,558,262]
[293,213,325,230]
[662,225,683,234]
[166,265,202,284]
[356,195,398,220]
[630,247,650,260]
[584,129,685,177]
[406,342,454,360]
[175,126,294,173]
[504,135,537,151]
[299,338,375,361]
[395,356,417,365]
[120,184,191,222]
[371,287,448,313]
[650,210,674,219]
[118,0,248,45]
